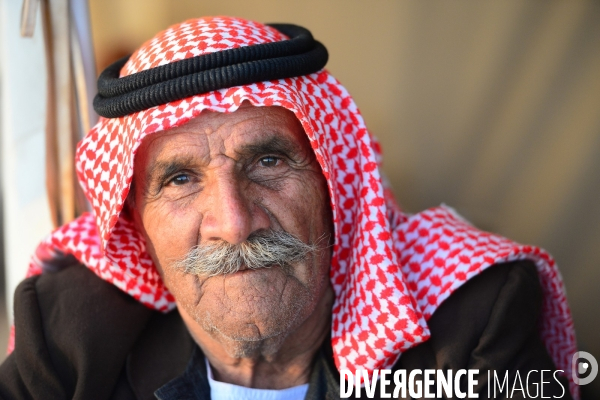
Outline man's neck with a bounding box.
[178,286,334,389]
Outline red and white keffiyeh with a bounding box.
[16,17,577,398]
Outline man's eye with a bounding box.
[168,174,191,186]
[259,156,280,167]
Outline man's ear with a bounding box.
[121,182,136,221]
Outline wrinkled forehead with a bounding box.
[163,102,305,135]
[132,102,315,174]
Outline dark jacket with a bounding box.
[0,260,571,399]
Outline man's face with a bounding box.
[130,103,333,356]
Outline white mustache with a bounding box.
[172,230,321,277]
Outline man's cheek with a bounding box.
[164,270,205,304]
[144,205,199,251]
[262,183,320,231]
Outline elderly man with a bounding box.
[0,17,577,399]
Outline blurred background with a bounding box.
[1,0,599,397]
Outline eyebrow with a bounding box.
[237,135,303,159]
[146,154,197,188]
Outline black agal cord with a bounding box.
[93,24,328,118]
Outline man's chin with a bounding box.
[196,307,297,359]
[195,276,312,344]
[203,311,287,340]
[208,327,289,359]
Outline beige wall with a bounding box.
[90,0,600,394]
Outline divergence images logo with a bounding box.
[572,351,598,386]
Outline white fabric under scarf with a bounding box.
[206,359,309,400]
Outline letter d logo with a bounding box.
[572,351,598,385]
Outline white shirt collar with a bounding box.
[206,358,309,400]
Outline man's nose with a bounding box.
[199,174,270,245]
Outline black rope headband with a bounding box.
[93,24,328,118]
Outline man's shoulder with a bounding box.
[23,260,134,300]
[2,263,158,399]
[395,261,571,398]
[318,261,571,399]
[403,260,544,365]
[428,259,543,354]
[17,262,155,337]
